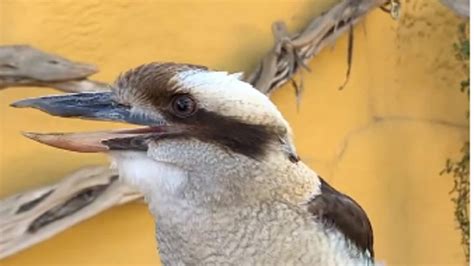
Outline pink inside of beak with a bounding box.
[23,127,164,153]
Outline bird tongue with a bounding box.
[22,127,165,153]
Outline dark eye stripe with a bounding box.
[165,108,279,159]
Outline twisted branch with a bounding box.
[0,166,141,259]
[247,0,386,95]
[0,45,109,92]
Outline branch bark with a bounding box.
[247,0,386,95]
[0,166,141,259]
[0,0,389,259]
[0,45,109,92]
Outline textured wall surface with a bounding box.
[0,0,468,265]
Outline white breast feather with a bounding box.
[108,151,186,196]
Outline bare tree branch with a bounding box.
[0,166,141,259]
[246,0,386,95]
[0,45,108,92]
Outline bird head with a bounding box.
[12,63,310,206]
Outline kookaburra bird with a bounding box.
[12,63,374,265]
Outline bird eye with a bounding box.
[171,94,196,117]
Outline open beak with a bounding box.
[11,92,169,152]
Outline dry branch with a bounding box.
[0,166,141,259]
[0,45,109,92]
[0,0,390,259]
[247,0,386,95]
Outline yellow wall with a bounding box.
[0,0,468,265]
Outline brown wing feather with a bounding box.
[307,176,374,258]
